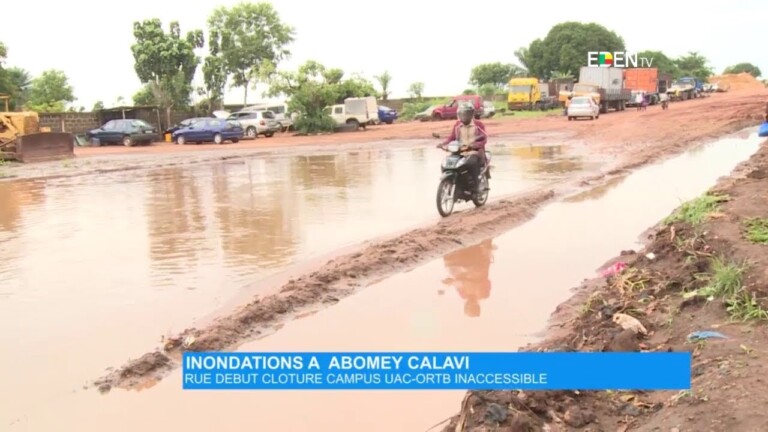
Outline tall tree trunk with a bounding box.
[243,80,250,106]
[166,106,172,131]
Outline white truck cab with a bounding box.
[324,97,377,129]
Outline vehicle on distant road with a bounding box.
[172,118,243,145]
[226,110,281,138]
[567,96,600,121]
[378,105,398,124]
[86,119,159,147]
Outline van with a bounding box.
[431,95,484,121]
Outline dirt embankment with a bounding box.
[708,73,767,92]
[442,141,768,431]
[90,91,767,394]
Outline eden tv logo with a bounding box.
[587,52,654,68]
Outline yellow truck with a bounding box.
[507,78,542,110]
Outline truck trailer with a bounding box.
[624,68,664,106]
[573,67,632,113]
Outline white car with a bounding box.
[482,101,496,118]
[567,96,600,121]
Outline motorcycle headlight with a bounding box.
[447,142,460,153]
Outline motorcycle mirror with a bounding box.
[431,132,440,139]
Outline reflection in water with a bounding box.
[0,180,45,233]
[211,161,300,270]
[441,239,496,317]
[507,144,585,175]
[146,169,209,280]
[564,175,629,203]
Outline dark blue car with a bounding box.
[378,105,398,124]
[172,118,244,145]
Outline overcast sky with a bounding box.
[3,0,765,109]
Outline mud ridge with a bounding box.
[443,140,768,431]
[92,187,558,393]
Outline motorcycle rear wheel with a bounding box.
[436,178,456,217]
[472,176,489,207]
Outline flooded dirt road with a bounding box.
[6,131,763,430]
[0,140,597,426]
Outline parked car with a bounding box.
[431,95,485,121]
[164,117,213,135]
[86,119,159,147]
[415,105,438,122]
[241,103,294,131]
[172,118,243,145]
[482,101,496,118]
[567,96,600,121]
[226,110,281,138]
[377,105,398,124]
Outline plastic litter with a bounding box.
[599,262,627,277]
[759,121,768,138]
[687,331,728,342]
[645,252,656,260]
[612,313,648,335]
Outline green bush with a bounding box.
[294,113,336,134]
[399,98,450,121]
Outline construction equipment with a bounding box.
[0,110,75,163]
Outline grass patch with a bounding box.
[683,256,768,321]
[665,193,729,226]
[743,217,768,244]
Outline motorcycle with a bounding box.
[434,134,492,217]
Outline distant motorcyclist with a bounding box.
[436,103,489,193]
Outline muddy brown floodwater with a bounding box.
[5,130,763,430]
[0,137,599,427]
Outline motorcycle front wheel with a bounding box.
[436,177,456,217]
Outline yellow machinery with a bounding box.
[0,98,75,163]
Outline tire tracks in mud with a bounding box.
[91,103,765,394]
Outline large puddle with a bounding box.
[6,132,763,430]
[1,141,595,427]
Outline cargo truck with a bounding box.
[566,67,631,113]
[507,77,542,110]
[624,68,665,106]
[666,77,702,101]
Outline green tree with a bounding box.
[469,62,527,87]
[132,84,157,106]
[478,83,497,99]
[0,67,32,110]
[202,27,228,110]
[407,82,424,100]
[269,61,372,134]
[519,22,625,80]
[26,69,75,112]
[207,2,294,105]
[723,62,762,78]
[374,71,392,100]
[92,101,104,111]
[131,19,204,126]
[674,51,714,81]
[636,50,679,78]
[337,74,377,103]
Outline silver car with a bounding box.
[226,110,281,138]
[567,96,600,121]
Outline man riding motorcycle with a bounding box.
[436,103,489,193]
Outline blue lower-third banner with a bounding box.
[181,352,691,390]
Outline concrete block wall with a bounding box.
[38,112,101,134]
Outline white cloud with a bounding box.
[3,0,764,109]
